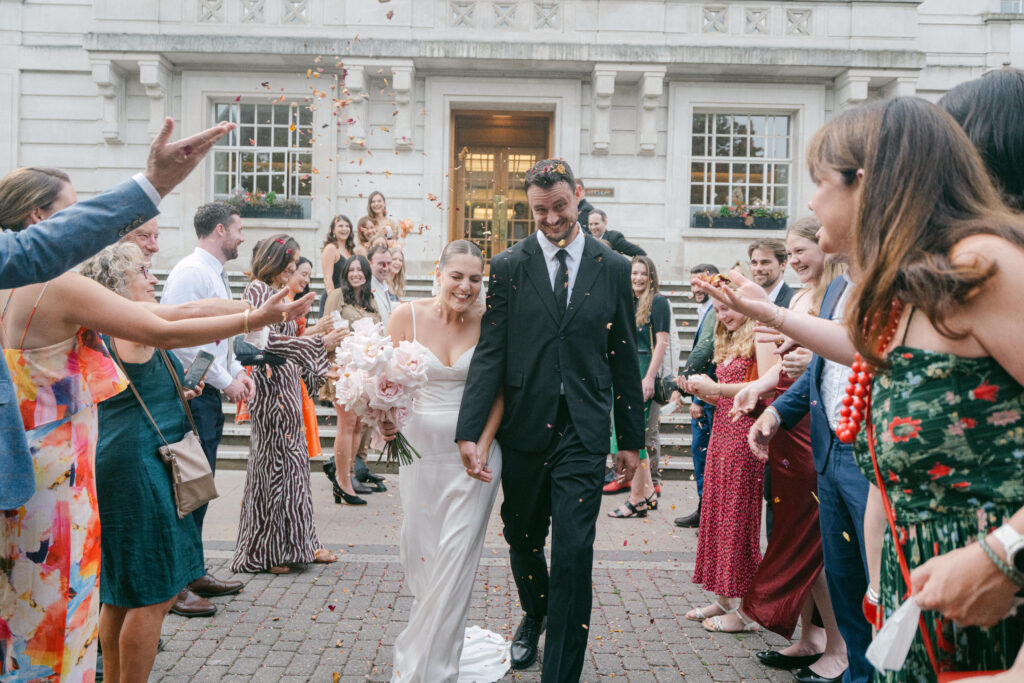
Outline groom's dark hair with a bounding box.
[524,158,575,193]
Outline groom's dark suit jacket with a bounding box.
[456,232,645,454]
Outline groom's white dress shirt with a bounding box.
[536,226,586,307]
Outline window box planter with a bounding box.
[235,204,305,220]
[691,214,787,230]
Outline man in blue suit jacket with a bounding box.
[749,274,872,683]
[0,117,235,510]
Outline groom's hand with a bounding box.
[458,440,484,480]
[615,449,639,482]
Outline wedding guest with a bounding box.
[321,214,355,294]
[365,190,396,239]
[321,255,380,505]
[609,255,669,518]
[683,296,765,633]
[576,179,595,235]
[673,263,719,528]
[288,256,325,460]
[389,244,406,300]
[369,243,395,325]
[232,235,343,574]
[0,167,306,681]
[0,116,232,516]
[354,215,378,255]
[726,218,849,678]
[587,209,646,257]
[901,67,1024,642]
[83,243,240,683]
[120,218,160,258]
[161,202,252,615]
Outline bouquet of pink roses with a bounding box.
[333,318,430,465]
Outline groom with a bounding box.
[456,159,644,682]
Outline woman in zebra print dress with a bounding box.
[232,235,345,574]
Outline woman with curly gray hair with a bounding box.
[81,242,250,683]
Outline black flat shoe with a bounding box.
[608,499,647,518]
[362,471,386,484]
[510,615,546,670]
[756,650,823,670]
[352,481,374,495]
[793,666,845,683]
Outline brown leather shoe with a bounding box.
[169,588,216,617]
[189,573,244,598]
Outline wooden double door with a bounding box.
[450,111,552,264]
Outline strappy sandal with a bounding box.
[645,493,658,511]
[704,609,760,633]
[686,600,731,622]
[608,499,648,518]
[314,548,338,564]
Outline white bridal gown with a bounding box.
[391,306,509,683]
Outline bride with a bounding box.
[385,240,509,682]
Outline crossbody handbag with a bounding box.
[864,404,1001,681]
[111,345,219,519]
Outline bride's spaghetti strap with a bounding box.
[410,300,417,341]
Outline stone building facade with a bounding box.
[1,0,1021,277]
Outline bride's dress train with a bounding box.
[391,307,508,683]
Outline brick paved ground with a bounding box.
[151,471,798,682]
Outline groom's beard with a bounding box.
[539,221,578,246]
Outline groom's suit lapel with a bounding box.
[522,235,562,326]
[560,237,602,331]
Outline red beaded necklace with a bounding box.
[837,299,905,444]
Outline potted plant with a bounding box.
[692,203,788,230]
[225,190,305,219]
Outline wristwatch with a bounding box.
[992,524,1024,575]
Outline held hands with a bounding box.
[688,399,705,421]
[457,440,493,483]
[683,374,718,402]
[910,541,1021,627]
[145,117,237,198]
[691,270,775,323]
[223,375,251,403]
[251,289,316,328]
[747,410,779,463]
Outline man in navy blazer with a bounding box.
[0,117,234,510]
[749,274,871,683]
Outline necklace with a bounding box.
[836,299,905,444]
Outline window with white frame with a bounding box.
[689,112,792,223]
[212,102,313,217]
[1001,0,1023,13]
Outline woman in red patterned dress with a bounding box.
[683,298,766,631]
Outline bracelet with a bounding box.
[242,309,251,335]
[765,305,787,330]
[764,405,782,426]
[978,535,1024,589]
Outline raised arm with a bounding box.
[140,297,250,321]
[679,309,717,377]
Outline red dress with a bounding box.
[693,356,764,597]
[742,363,823,637]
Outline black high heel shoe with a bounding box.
[323,461,366,505]
[333,485,366,506]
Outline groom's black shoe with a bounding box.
[510,615,546,670]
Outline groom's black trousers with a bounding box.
[500,396,605,683]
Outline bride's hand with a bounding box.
[379,420,398,441]
[473,440,494,484]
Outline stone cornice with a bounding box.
[83,34,926,73]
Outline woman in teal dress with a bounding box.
[82,243,240,683]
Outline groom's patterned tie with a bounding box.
[554,249,569,317]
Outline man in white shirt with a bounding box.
[161,201,251,615]
[368,243,394,325]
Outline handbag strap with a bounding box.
[156,349,200,436]
[108,340,172,448]
[865,401,943,675]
